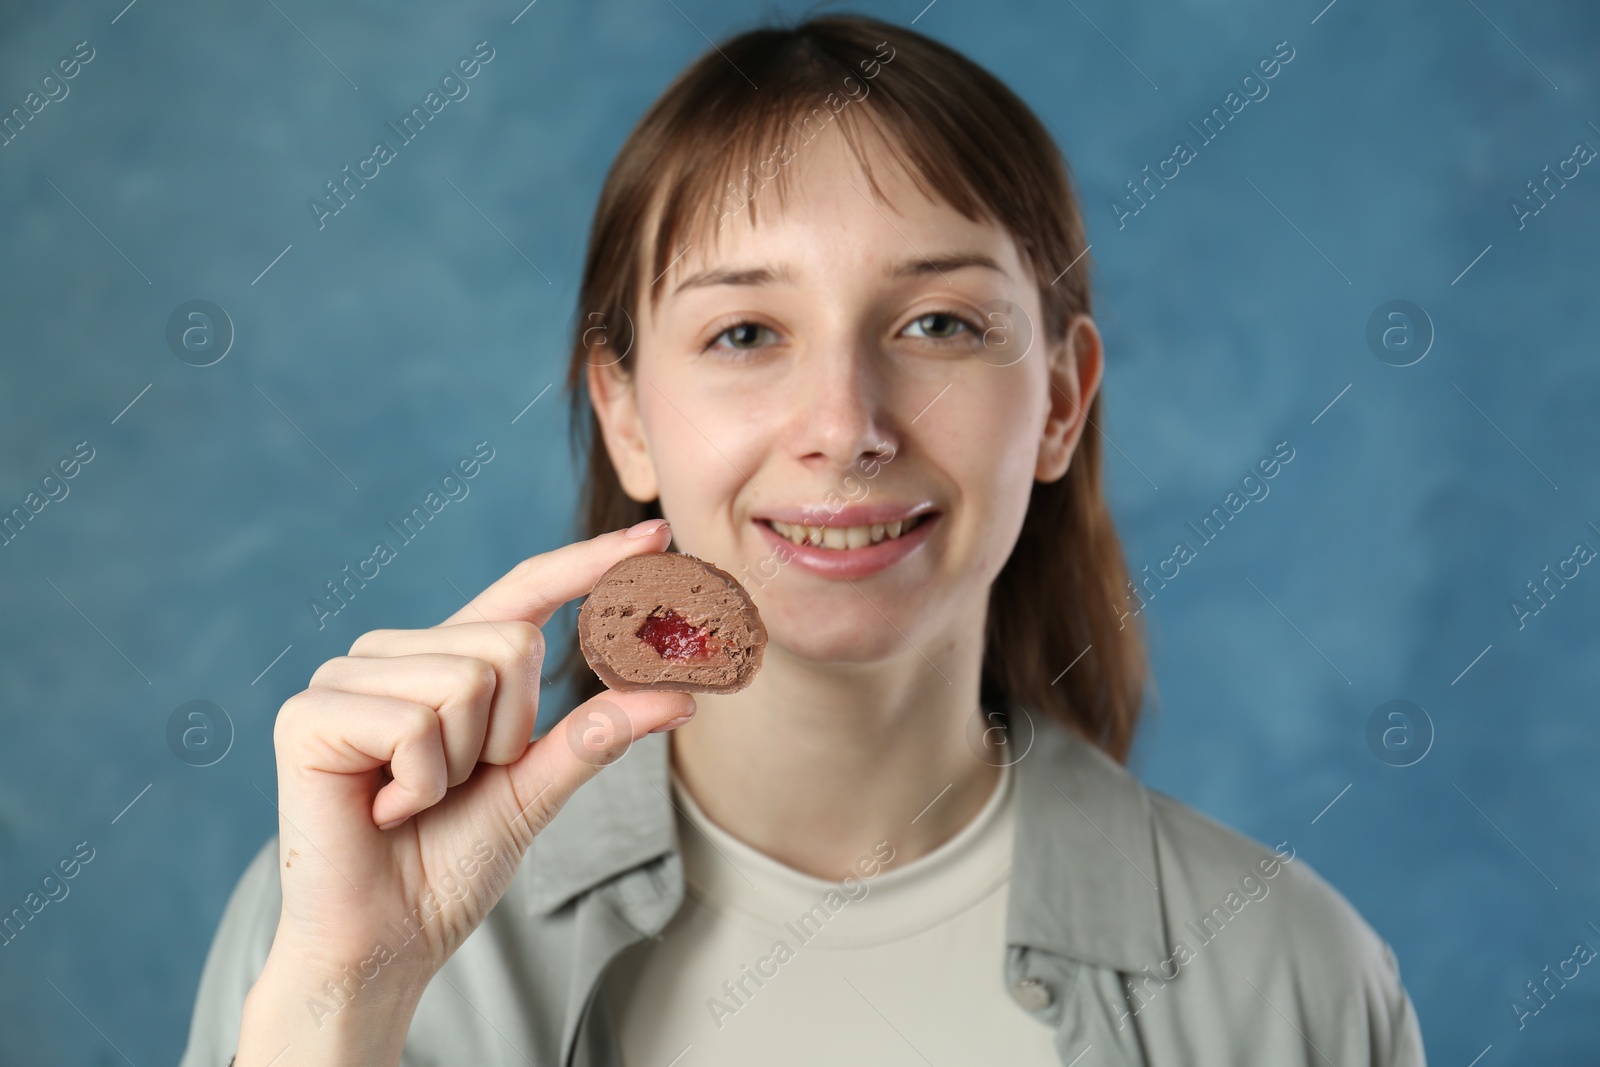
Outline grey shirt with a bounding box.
[180,710,1426,1066]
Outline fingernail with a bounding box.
[649,712,696,734]
[376,817,404,831]
[626,518,670,539]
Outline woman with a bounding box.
[183,13,1426,1066]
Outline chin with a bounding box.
[772,632,913,669]
[754,598,924,666]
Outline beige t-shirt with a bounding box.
[601,759,1061,1066]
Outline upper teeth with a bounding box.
[767,516,921,549]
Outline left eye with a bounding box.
[705,322,776,353]
[902,311,974,340]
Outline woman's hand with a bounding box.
[235,520,693,1066]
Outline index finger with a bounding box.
[439,518,672,628]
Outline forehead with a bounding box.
[644,122,1028,303]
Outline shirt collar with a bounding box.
[524,728,677,915]
[523,707,1169,974]
[1005,706,1169,973]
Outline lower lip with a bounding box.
[751,514,938,580]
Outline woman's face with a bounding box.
[590,126,1101,669]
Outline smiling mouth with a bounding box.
[760,513,932,550]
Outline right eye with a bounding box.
[703,320,777,355]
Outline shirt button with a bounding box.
[1010,976,1054,1013]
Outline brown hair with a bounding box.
[554,10,1153,762]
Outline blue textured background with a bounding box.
[2,0,1596,1063]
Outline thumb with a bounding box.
[503,689,696,839]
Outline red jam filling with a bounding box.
[635,608,719,661]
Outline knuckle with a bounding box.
[507,555,541,585]
[307,656,349,688]
[273,690,310,738]
[504,620,545,662]
[349,628,398,656]
[271,707,293,750]
[273,689,326,757]
[460,657,500,698]
[404,768,449,813]
[401,702,440,745]
[421,738,450,787]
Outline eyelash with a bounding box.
[701,308,983,356]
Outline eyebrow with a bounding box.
[670,252,1008,295]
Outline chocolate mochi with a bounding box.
[577,551,767,694]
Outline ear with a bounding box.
[586,358,661,502]
[1035,313,1104,483]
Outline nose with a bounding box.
[791,340,898,475]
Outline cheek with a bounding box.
[937,370,1046,568]
[948,367,1047,487]
[641,385,765,513]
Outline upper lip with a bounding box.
[754,501,939,527]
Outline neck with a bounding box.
[668,619,1002,882]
